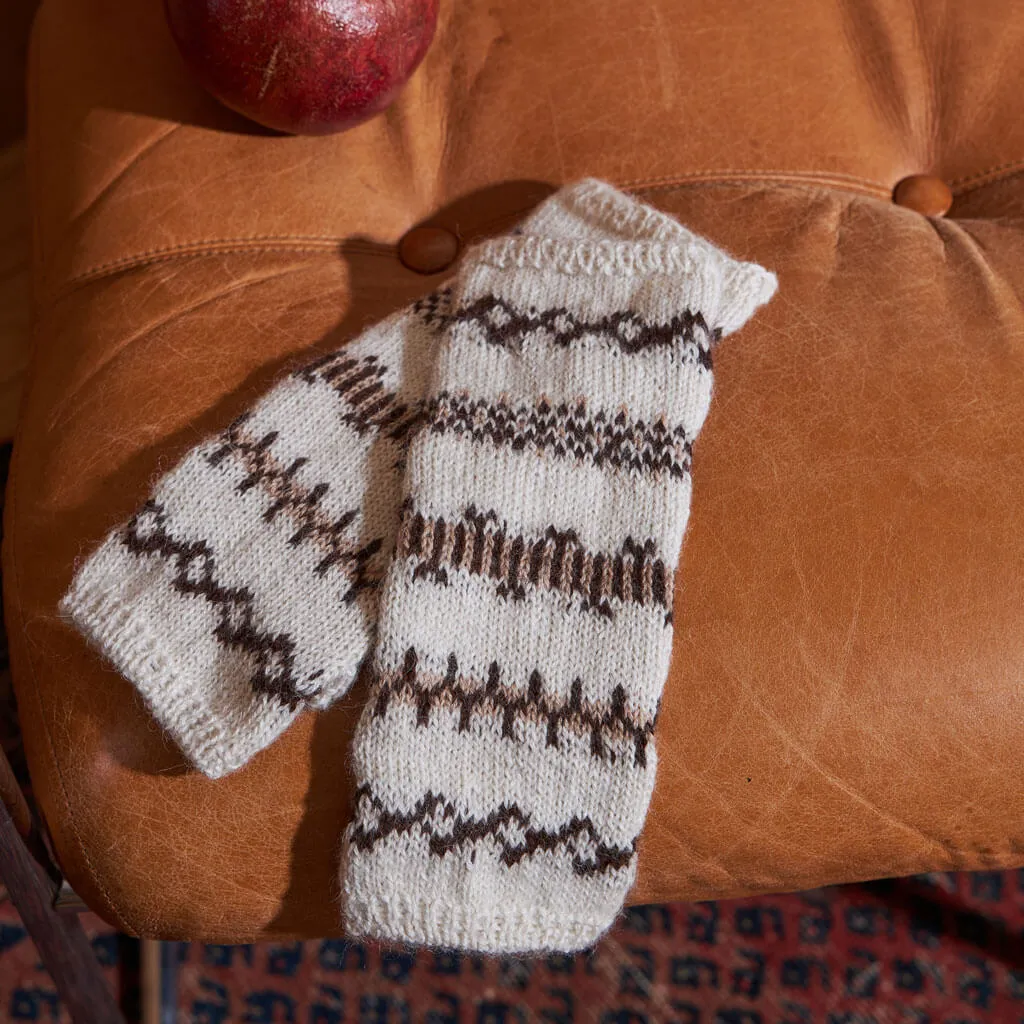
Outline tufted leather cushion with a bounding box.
[6,0,1024,940]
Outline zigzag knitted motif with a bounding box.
[207,416,382,596]
[451,294,720,364]
[350,784,636,877]
[413,285,720,362]
[121,501,310,709]
[371,647,656,767]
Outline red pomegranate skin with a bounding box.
[164,0,440,135]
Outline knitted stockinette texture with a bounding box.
[60,299,444,779]
[342,180,777,954]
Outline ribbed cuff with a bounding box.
[344,892,612,955]
[472,178,778,335]
[60,554,299,780]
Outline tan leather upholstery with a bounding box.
[6,0,1024,940]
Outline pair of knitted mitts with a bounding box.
[63,180,777,954]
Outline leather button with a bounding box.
[892,175,953,217]
[398,226,460,274]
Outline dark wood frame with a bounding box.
[0,748,127,1023]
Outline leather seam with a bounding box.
[42,170,895,302]
[44,238,388,305]
[616,169,893,200]
[4,420,135,935]
[34,165,1024,306]
[949,162,1024,194]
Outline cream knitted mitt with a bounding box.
[342,180,778,953]
[58,182,631,781]
[61,296,446,778]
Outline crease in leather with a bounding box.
[825,194,857,283]
[70,122,181,231]
[46,237,357,302]
[46,261,317,436]
[936,219,1024,329]
[739,698,947,855]
[645,747,814,864]
[837,0,929,163]
[913,0,954,172]
[380,71,448,219]
[431,0,511,197]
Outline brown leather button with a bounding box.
[892,175,953,217]
[398,226,460,274]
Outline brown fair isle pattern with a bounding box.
[350,785,636,877]
[297,353,424,444]
[62,288,458,779]
[452,294,721,366]
[427,392,693,479]
[121,501,309,709]
[207,417,382,596]
[372,647,655,768]
[398,504,672,621]
[412,286,454,328]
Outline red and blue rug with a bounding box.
[3,873,1024,1022]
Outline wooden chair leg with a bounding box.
[0,796,125,1023]
[141,940,160,1024]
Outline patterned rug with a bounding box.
[2,436,1023,1022]
[2,875,1024,1022]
